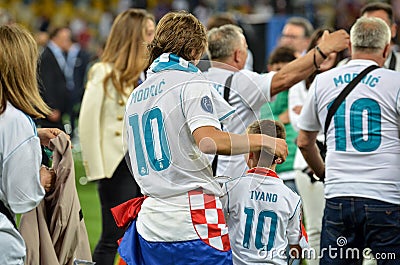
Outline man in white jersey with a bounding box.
[117,12,289,265]
[222,120,307,265]
[204,24,349,180]
[297,17,400,264]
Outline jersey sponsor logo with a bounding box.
[201,96,213,114]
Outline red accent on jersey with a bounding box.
[247,167,280,178]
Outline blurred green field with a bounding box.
[73,150,101,252]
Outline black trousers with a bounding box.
[92,157,141,265]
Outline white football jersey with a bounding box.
[204,68,275,179]
[125,54,235,242]
[222,168,302,265]
[125,61,234,199]
[298,60,400,205]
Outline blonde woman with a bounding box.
[78,8,155,265]
[0,24,57,264]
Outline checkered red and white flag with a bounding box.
[188,189,231,251]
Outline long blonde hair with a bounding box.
[0,24,50,118]
[101,8,155,97]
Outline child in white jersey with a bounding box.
[222,119,307,265]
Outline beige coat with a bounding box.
[79,62,131,181]
[19,133,92,265]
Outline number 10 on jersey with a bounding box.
[243,207,277,251]
[128,107,171,176]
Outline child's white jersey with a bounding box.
[222,168,302,265]
[298,60,400,205]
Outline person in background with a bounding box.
[260,46,298,192]
[297,17,400,264]
[204,24,349,180]
[36,26,72,132]
[118,11,288,265]
[36,25,91,139]
[64,36,91,138]
[78,9,155,265]
[34,30,49,54]
[0,24,58,265]
[197,12,254,72]
[339,2,400,72]
[222,119,307,265]
[279,16,314,57]
[361,2,400,71]
[0,8,13,25]
[289,27,345,265]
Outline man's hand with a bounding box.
[318,29,350,55]
[263,137,288,164]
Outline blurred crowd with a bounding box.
[0,0,399,59]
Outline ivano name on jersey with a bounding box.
[250,190,278,203]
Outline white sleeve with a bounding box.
[3,137,45,214]
[210,87,236,122]
[235,70,275,111]
[297,80,321,132]
[288,81,306,132]
[182,79,233,133]
[287,199,302,245]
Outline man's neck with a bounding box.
[210,60,241,72]
[351,53,385,66]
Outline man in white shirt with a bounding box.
[204,24,349,180]
[297,17,400,264]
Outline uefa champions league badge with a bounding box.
[201,96,214,114]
